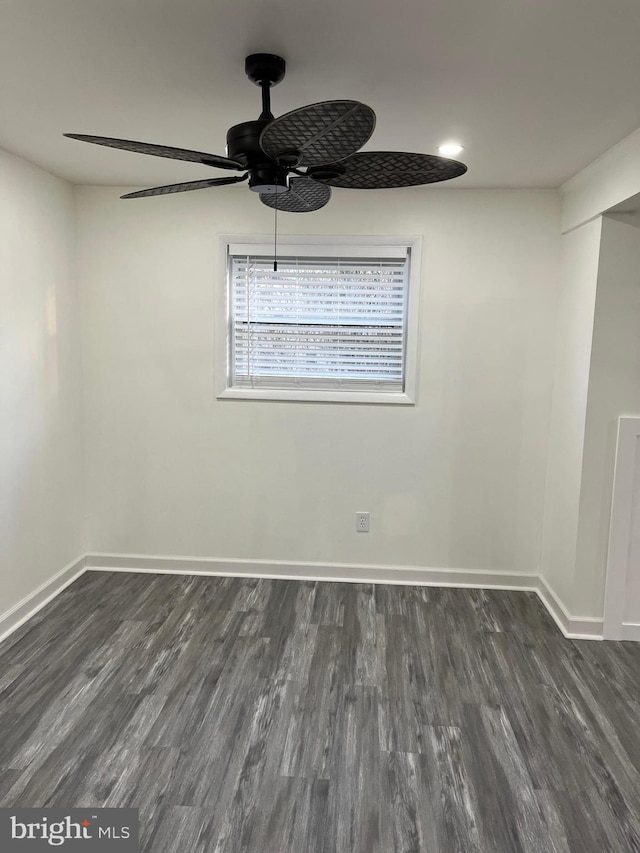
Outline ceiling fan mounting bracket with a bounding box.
[245,54,286,88]
[307,165,346,181]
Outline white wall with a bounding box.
[575,214,640,617]
[77,186,560,575]
[539,217,601,611]
[0,149,84,615]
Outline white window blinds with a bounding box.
[228,247,410,392]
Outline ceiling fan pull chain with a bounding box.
[273,203,278,272]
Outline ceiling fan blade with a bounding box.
[259,101,375,168]
[260,176,331,213]
[308,151,467,188]
[121,174,248,199]
[64,134,244,171]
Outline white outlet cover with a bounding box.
[356,512,370,532]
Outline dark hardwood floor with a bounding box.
[1,571,639,852]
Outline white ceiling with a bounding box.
[2,0,640,189]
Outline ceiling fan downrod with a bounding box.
[225,54,291,195]
[244,53,286,121]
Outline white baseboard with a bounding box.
[0,554,87,645]
[536,575,604,640]
[620,622,640,641]
[85,551,539,591]
[85,555,609,640]
[88,554,607,640]
[0,552,610,645]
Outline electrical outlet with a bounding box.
[356,512,370,533]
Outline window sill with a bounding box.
[216,387,416,405]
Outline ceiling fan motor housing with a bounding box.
[226,119,269,165]
[227,119,288,194]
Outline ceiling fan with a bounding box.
[65,53,467,213]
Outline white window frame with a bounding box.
[215,234,422,405]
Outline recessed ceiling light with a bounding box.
[438,142,464,157]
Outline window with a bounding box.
[216,237,421,404]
